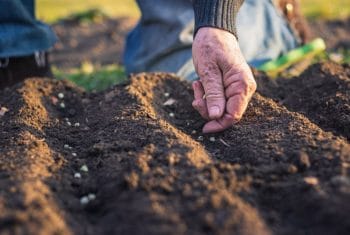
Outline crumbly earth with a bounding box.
[0,62,349,235]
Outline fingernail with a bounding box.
[209,106,220,117]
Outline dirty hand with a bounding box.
[192,27,257,133]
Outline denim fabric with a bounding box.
[0,0,57,58]
[124,0,299,81]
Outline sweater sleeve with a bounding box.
[192,0,244,37]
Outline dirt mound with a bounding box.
[0,62,350,235]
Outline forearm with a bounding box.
[192,0,244,37]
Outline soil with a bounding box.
[0,61,349,235]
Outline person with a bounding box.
[0,0,305,133]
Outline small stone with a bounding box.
[60,103,66,108]
[304,176,319,186]
[198,136,204,141]
[209,137,216,142]
[169,113,175,118]
[80,196,89,205]
[67,121,72,126]
[74,122,80,127]
[88,193,96,201]
[164,92,170,97]
[64,144,70,149]
[74,172,81,178]
[72,152,77,157]
[58,93,65,99]
[80,165,89,172]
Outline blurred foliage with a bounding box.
[301,0,350,19]
[37,0,140,23]
[37,0,350,23]
[53,62,128,91]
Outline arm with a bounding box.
[191,0,257,133]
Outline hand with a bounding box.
[192,27,257,133]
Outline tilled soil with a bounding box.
[0,62,349,235]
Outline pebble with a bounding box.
[58,93,65,99]
[74,172,82,178]
[209,137,216,142]
[60,102,66,108]
[72,152,77,157]
[169,113,175,118]
[80,196,89,205]
[80,165,89,172]
[74,122,80,127]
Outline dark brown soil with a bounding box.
[51,17,137,70]
[0,62,349,235]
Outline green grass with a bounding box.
[53,62,128,91]
[37,0,140,23]
[301,0,350,19]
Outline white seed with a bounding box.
[60,102,65,108]
[80,165,89,172]
[304,177,319,186]
[0,107,9,117]
[74,172,81,178]
[64,144,70,149]
[72,152,77,157]
[163,98,176,106]
[209,137,216,142]
[80,196,89,205]
[169,113,175,118]
[64,118,69,121]
[191,130,197,134]
[88,193,96,201]
[67,121,72,126]
[164,92,170,97]
[58,93,65,99]
[69,146,73,150]
[198,136,204,141]
[74,122,80,127]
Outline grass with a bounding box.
[301,0,350,19]
[53,62,128,91]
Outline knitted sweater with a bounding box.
[193,0,244,37]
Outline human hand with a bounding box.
[192,27,257,133]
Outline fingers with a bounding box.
[202,114,238,133]
[192,81,209,120]
[198,65,226,120]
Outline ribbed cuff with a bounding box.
[193,0,244,37]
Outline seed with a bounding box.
[74,172,81,178]
[209,137,216,142]
[80,196,89,205]
[88,193,96,201]
[198,136,204,141]
[169,113,175,118]
[67,121,72,126]
[304,176,318,186]
[164,92,170,97]
[191,130,197,134]
[163,98,176,106]
[58,93,65,99]
[72,152,77,157]
[74,122,80,127]
[64,144,70,149]
[60,102,65,108]
[80,165,89,172]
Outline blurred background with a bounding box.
[36,0,350,22]
[35,0,350,91]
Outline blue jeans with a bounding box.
[0,0,56,58]
[124,0,299,81]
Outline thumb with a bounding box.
[200,66,225,119]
